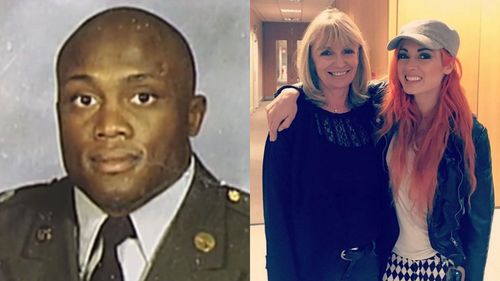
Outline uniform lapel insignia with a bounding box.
[194,232,216,253]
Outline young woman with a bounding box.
[379,19,493,281]
[267,19,494,281]
[263,8,390,281]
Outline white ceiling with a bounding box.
[251,0,335,22]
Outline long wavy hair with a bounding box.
[377,49,476,214]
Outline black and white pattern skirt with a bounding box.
[382,252,452,281]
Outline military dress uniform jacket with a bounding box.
[0,158,249,281]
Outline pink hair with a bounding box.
[378,49,476,214]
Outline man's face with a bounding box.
[57,21,205,215]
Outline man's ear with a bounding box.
[188,94,207,137]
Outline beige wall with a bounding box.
[389,0,500,206]
[478,0,500,207]
[340,0,389,79]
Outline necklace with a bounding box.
[324,91,349,113]
[328,104,349,113]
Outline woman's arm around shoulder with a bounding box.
[266,84,303,142]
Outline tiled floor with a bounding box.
[250,103,500,281]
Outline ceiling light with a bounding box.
[283,17,299,22]
[281,9,301,13]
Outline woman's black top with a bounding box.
[263,88,388,281]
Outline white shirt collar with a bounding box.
[130,156,195,259]
[74,156,196,273]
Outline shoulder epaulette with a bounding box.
[223,185,249,216]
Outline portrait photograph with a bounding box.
[0,1,249,280]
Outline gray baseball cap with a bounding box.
[387,19,460,56]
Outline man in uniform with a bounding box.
[0,7,248,281]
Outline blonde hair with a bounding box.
[297,8,371,107]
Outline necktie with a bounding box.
[89,215,137,281]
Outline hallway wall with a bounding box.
[250,7,263,112]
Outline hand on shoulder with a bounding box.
[266,87,300,141]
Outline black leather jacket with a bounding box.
[278,82,494,280]
[378,117,494,281]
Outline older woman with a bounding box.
[263,8,389,281]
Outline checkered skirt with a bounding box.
[382,252,452,281]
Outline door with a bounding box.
[262,22,308,100]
